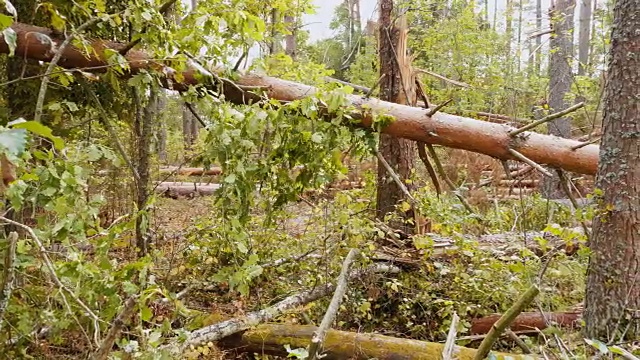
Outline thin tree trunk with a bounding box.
[535,0,542,74]
[577,0,592,76]
[270,8,282,54]
[284,15,296,58]
[376,0,416,233]
[156,92,167,162]
[584,0,640,341]
[134,89,156,256]
[541,0,576,199]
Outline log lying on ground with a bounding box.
[163,264,401,355]
[471,311,582,335]
[217,324,540,360]
[1,22,599,176]
[159,166,222,176]
[154,182,220,197]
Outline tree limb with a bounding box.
[0,231,18,332]
[308,249,359,360]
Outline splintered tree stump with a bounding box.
[218,324,540,360]
[470,311,582,334]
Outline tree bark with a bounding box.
[471,311,582,335]
[541,0,576,199]
[376,0,416,233]
[134,89,156,256]
[577,0,592,76]
[535,0,542,74]
[583,0,640,341]
[284,15,296,58]
[0,22,601,176]
[217,324,539,360]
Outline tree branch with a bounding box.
[473,285,540,360]
[308,249,359,360]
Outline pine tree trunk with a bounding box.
[156,93,167,162]
[376,0,416,233]
[540,0,575,199]
[535,0,542,74]
[583,0,640,341]
[577,0,592,76]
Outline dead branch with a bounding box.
[416,142,441,195]
[90,296,138,360]
[308,249,359,360]
[415,68,471,88]
[509,102,585,137]
[442,312,460,360]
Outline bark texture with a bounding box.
[376,0,416,233]
[0,22,601,175]
[542,0,576,199]
[583,0,640,341]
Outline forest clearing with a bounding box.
[0,0,638,359]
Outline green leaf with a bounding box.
[0,13,13,29]
[140,305,153,322]
[224,174,236,184]
[12,121,65,150]
[311,133,323,143]
[0,128,26,156]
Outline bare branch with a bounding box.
[507,149,553,177]
[308,249,359,360]
[509,102,585,137]
[91,296,138,360]
[415,68,471,88]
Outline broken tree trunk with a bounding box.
[217,324,541,360]
[471,311,582,334]
[0,22,599,176]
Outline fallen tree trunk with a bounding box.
[217,324,541,360]
[0,22,599,176]
[154,182,220,197]
[159,166,222,176]
[470,311,582,335]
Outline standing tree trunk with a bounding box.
[181,0,199,150]
[134,88,157,256]
[156,92,167,162]
[270,8,282,54]
[284,15,296,58]
[535,0,542,74]
[540,0,575,199]
[577,0,592,76]
[583,0,640,341]
[376,0,416,233]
